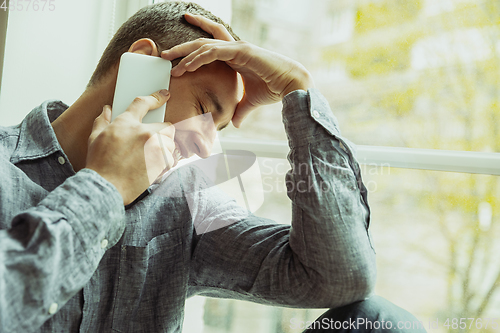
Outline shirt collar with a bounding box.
[10,100,69,164]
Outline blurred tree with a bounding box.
[356,0,422,33]
[324,0,500,331]
[200,0,500,332]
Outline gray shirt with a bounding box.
[0,89,376,333]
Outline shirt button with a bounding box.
[57,156,66,165]
[312,110,320,118]
[100,239,109,249]
[339,141,347,152]
[48,302,58,314]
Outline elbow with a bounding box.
[347,263,377,302]
[280,252,377,309]
[330,241,378,306]
[315,258,377,308]
[339,261,377,307]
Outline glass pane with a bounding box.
[363,167,500,327]
[185,158,500,332]
[185,0,500,331]
[221,0,500,153]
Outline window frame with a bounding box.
[219,138,500,176]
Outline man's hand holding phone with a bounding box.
[85,90,175,205]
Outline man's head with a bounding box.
[88,1,239,87]
[89,2,242,160]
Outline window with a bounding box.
[184,0,500,332]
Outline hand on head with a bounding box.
[161,13,314,128]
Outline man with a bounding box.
[0,2,425,332]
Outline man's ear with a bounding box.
[127,38,160,56]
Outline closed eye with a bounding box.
[199,102,206,115]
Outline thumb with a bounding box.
[126,89,170,122]
[232,95,256,128]
[89,105,111,143]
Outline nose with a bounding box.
[175,113,218,159]
[189,121,217,159]
[191,132,214,159]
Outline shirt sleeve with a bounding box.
[188,89,377,309]
[0,169,125,333]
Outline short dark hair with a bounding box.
[87,1,239,87]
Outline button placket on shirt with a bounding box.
[48,302,58,315]
[53,153,76,180]
[100,239,109,249]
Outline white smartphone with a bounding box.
[111,52,172,123]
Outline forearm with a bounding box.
[283,88,376,305]
[0,169,124,333]
[189,89,376,308]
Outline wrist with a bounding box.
[84,167,127,205]
[282,65,314,97]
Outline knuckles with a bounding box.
[131,95,163,109]
[132,96,148,105]
[235,40,252,54]
[236,40,250,47]
[197,37,212,43]
[199,43,214,52]
[139,129,156,142]
[150,92,162,103]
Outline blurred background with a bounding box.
[1,0,499,332]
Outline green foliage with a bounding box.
[377,86,417,116]
[477,59,500,88]
[483,0,500,25]
[355,0,422,33]
[433,1,500,31]
[340,33,421,78]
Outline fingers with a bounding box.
[184,13,235,42]
[89,105,112,143]
[161,38,217,63]
[165,40,250,77]
[124,89,170,121]
[170,42,224,76]
[232,95,256,128]
[144,126,177,184]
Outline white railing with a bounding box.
[219,138,500,176]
